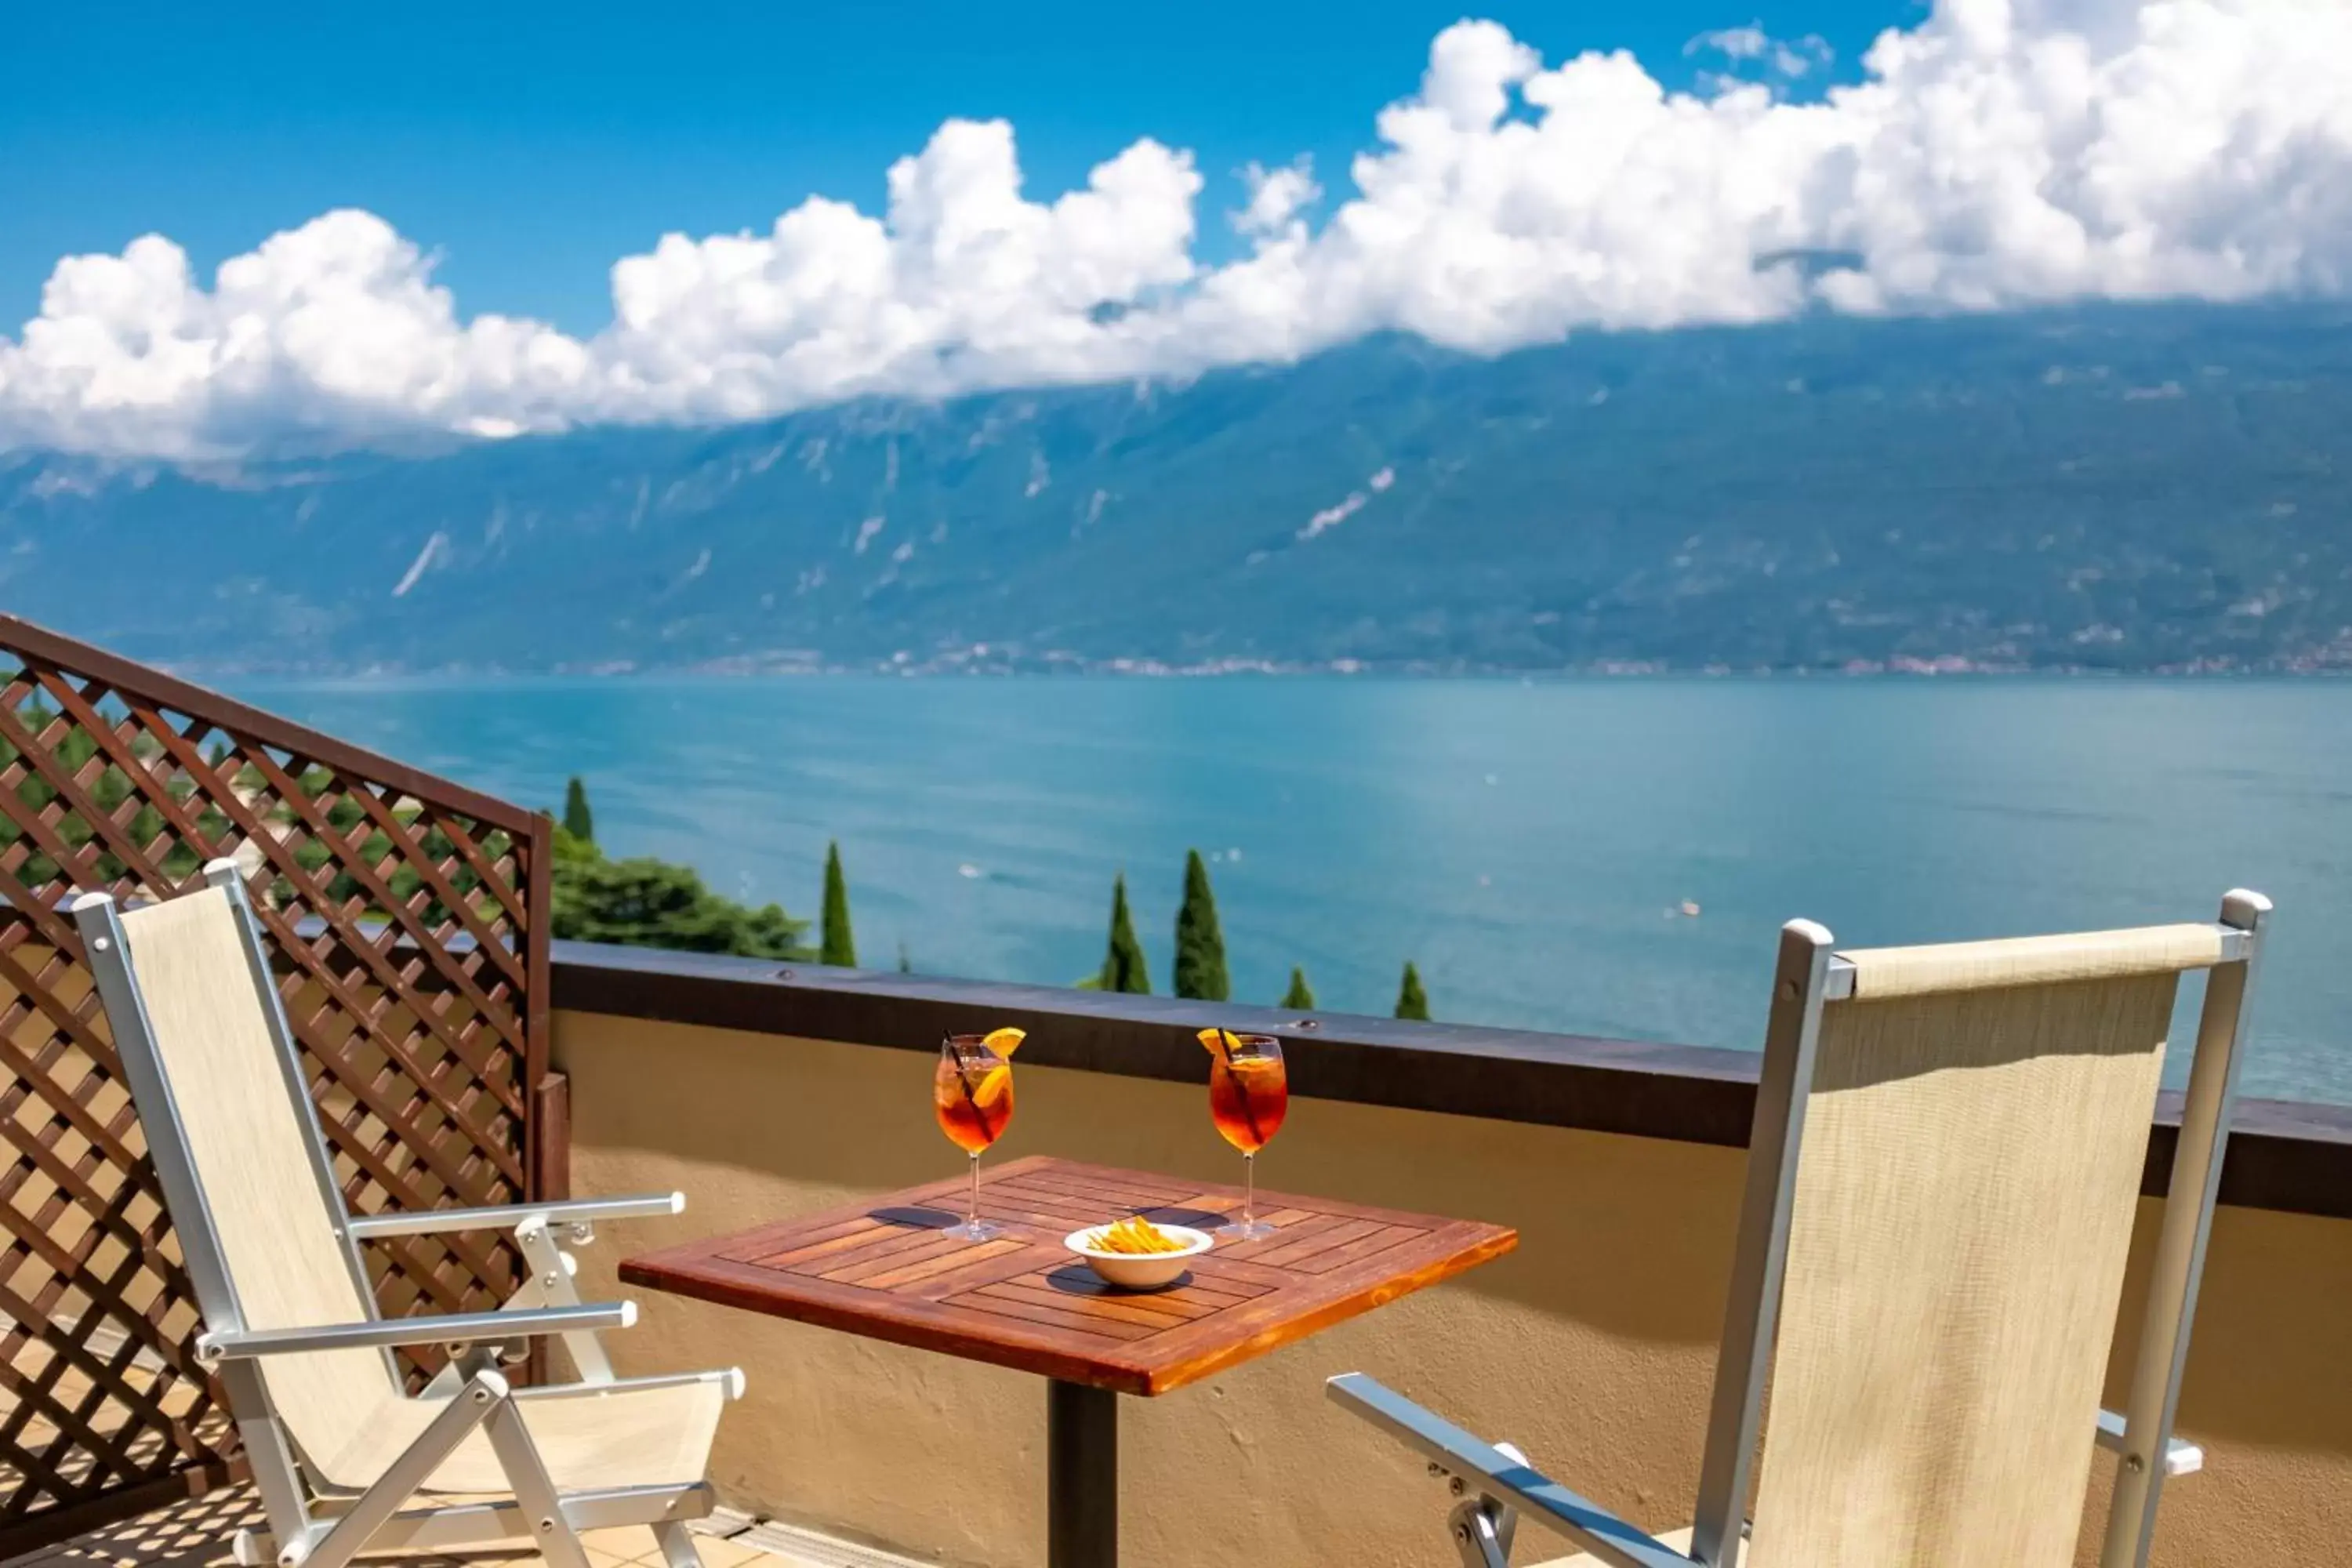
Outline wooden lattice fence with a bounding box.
[0,615,556,1554]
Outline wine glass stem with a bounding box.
[967,1151,982,1229]
[1243,1150,1256,1230]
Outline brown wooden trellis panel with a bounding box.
[0,614,554,1555]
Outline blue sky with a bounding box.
[0,0,1908,334]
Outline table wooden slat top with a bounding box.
[620,1156,1516,1396]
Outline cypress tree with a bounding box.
[1394,960,1431,1021]
[1279,966,1316,1010]
[1099,873,1151,994]
[1173,849,1230,1002]
[820,840,857,966]
[561,776,595,844]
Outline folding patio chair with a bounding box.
[71,862,745,1568]
[1330,892,2270,1568]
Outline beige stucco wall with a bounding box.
[554,1009,2352,1567]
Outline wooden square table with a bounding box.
[622,1155,1516,1568]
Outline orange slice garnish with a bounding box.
[983,1026,1026,1058]
[973,1064,1012,1109]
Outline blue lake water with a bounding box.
[227,676,2352,1107]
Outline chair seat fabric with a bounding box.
[313,1378,728,1494]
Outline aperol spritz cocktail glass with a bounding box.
[1205,1031,1287,1240]
[934,1032,1017,1241]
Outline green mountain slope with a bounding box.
[5,303,2349,673]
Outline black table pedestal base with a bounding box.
[1047,1380,1118,1568]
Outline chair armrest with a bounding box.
[1327,1374,1696,1568]
[196,1302,636,1363]
[346,1192,684,1240]
[2096,1408,2204,1477]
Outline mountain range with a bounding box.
[5,301,2350,674]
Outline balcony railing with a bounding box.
[549,942,2352,1568]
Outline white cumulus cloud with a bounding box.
[1236,159,1322,236]
[1686,22,1835,89]
[0,214,591,456]
[4,0,2350,459]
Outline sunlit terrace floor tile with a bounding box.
[6,1492,836,1568]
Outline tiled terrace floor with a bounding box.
[10,1483,1619,1568]
[2,1492,885,1568]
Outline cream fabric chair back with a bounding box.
[1742,925,2228,1567]
[111,886,404,1475]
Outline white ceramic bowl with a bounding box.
[1064,1222,1213,1290]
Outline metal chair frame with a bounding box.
[72,862,740,1568]
[1330,891,2270,1568]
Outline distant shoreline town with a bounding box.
[148,653,2352,682]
